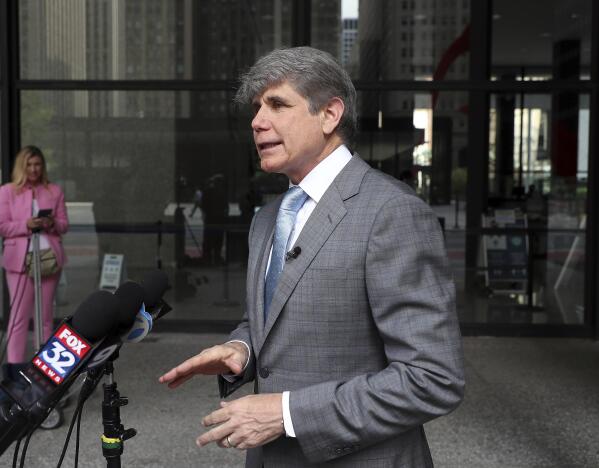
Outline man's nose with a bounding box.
[251,109,270,131]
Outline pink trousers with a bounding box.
[5,270,60,363]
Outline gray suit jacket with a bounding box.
[219,155,464,467]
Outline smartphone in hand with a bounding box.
[37,209,52,218]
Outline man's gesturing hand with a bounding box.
[158,342,248,389]
[198,394,285,450]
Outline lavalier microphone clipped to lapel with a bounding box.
[285,246,301,262]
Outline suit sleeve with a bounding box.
[289,195,465,463]
[0,185,29,239]
[218,212,259,398]
[217,315,256,398]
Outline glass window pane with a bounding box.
[476,92,590,324]
[359,90,468,202]
[19,0,293,80]
[492,0,592,80]
[21,89,277,322]
[321,0,470,81]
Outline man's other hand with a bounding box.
[158,342,248,388]
[198,394,285,450]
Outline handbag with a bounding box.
[25,248,60,277]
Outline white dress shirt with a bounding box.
[265,144,353,275]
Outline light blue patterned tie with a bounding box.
[264,186,308,321]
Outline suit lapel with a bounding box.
[258,155,370,350]
[248,204,277,346]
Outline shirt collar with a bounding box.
[292,145,352,203]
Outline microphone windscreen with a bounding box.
[114,281,145,331]
[71,290,120,341]
[141,270,169,307]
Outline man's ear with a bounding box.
[321,97,345,136]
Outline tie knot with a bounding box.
[280,186,308,214]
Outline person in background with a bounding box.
[0,146,68,379]
[201,174,228,264]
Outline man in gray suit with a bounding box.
[160,47,464,467]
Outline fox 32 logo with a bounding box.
[33,324,91,384]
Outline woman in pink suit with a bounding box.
[0,146,68,370]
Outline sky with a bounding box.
[342,0,358,19]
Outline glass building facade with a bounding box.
[1,0,597,337]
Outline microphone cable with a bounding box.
[16,377,75,468]
[7,397,78,468]
[74,400,84,468]
[56,367,103,468]
[11,437,22,468]
[17,418,44,468]
[55,400,83,467]
[18,431,33,468]
[0,235,34,364]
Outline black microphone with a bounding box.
[114,281,146,333]
[86,271,171,370]
[99,270,169,344]
[140,270,171,320]
[0,291,121,455]
[81,281,146,372]
[140,270,169,309]
[285,246,301,261]
[71,291,121,340]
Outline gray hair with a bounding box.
[235,47,357,145]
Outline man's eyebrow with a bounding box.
[251,94,291,109]
[264,94,291,105]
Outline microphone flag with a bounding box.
[124,304,153,343]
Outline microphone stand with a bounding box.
[100,356,136,468]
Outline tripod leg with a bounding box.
[31,233,44,351]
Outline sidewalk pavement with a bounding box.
[1,334,597,468]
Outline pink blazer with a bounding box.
[0,183,69,273]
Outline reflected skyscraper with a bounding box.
[341,18,358,68]
[356,0,469,204]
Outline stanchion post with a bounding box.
[213,227,240,307]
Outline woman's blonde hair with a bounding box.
[11,145,49,191]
